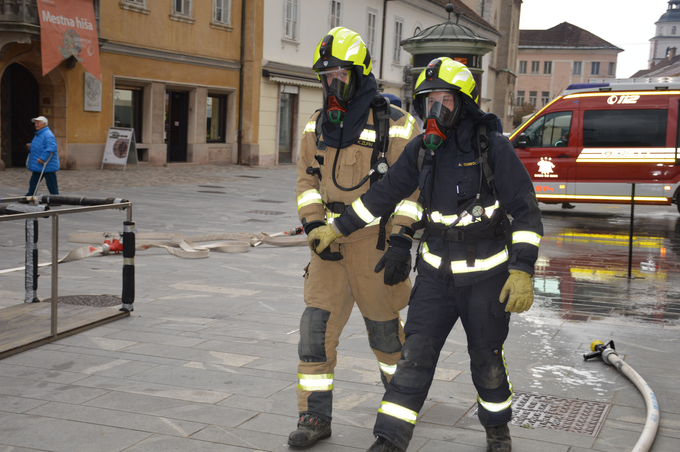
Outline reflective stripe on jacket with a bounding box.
[334,116,543,285]
[296,106,420,243]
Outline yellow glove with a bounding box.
[499,270,534,313]
[307,223,343,254]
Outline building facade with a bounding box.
[0,0,263,171]
[650,0,680,69]
[460,0,522,131]
[516,22,622,118]
[259,0,506,165]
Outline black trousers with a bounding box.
[373,269,512,451]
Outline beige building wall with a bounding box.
[516,48,620,110]
[259,81,279,163]
[258,78,323,165]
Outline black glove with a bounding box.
[374,235,412,285]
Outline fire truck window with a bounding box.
[583,110,667,147]
[523,111,572,148]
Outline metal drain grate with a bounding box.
[247,210,285,215]
[467,392,610,436]
[237,175,261,179]
[256,199,286,204]
[198,191,227,194]
[43,295,122,307]
[244,219,273,223]
[198,185,226,188]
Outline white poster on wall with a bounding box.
[101,127,138,170]
[84,72,102,112]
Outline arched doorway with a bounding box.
[1,63,39,168]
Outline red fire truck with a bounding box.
[509,79,680,212]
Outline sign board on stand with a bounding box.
[101,127,138,170]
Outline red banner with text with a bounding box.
[37,0,101,80]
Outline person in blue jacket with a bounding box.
[308,58,543,452]
[25,116,59,196]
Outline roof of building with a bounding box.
[519,22,622,51]
[631,50,680,78]
[657,1,680,23]
[430,0,498,34]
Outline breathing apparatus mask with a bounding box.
[413,57,478,151]
[421,90,462,151]
[318,67,356,124]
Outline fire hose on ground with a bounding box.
[0,226,307,275]
[584,340,660,452]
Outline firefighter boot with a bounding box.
[288,412,332,447]
[367,436,404,452]
[485,423,512,452]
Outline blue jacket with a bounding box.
[27,127,59,173]
[335,115,543,286]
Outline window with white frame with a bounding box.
[366,9,377,56]
[531,61,539,74]
[541,91,549,106]
[393,19,403,63]
[214,0,230,24]
[529,91,537,107]
[330,1,341,28]
[544,61,552,74]
[591,62,600,75]
[174,0,191,16]
[518,61,527,74]
[608,62,615,76]
[573,61,582,75]
[126,0,145,4]
[284,0,298,40]
[516,91,525,106]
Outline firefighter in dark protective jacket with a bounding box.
[309,57,544,452]
[289,27,420,448]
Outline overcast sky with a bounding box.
[519,0,670,78]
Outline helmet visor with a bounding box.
[422,91,460,128]
[318,67,355,103]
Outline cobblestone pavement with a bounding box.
[0,163,295,194]
[0,165,678,452]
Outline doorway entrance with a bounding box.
[278,92,297,164]
[165,91,188,162]
[1,63,39,168]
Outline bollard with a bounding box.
[24,219,40,303]
[120,221,135,312]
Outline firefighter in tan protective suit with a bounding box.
[289,27,420,447]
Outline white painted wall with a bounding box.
[260,0,502,163]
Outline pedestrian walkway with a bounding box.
[0,164,678,452]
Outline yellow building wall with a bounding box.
[100,0,242,62]
[65,54,240,144]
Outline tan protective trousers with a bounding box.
[297,234,411,420]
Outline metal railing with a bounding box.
[0,201,132,338]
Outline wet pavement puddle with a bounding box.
[532,206,680,325]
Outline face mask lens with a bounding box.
[423,92,457,128]
[319,68,354,102]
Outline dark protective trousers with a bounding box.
[374,270,512,451]
[26,171,58,196]
[297,234,411,421]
